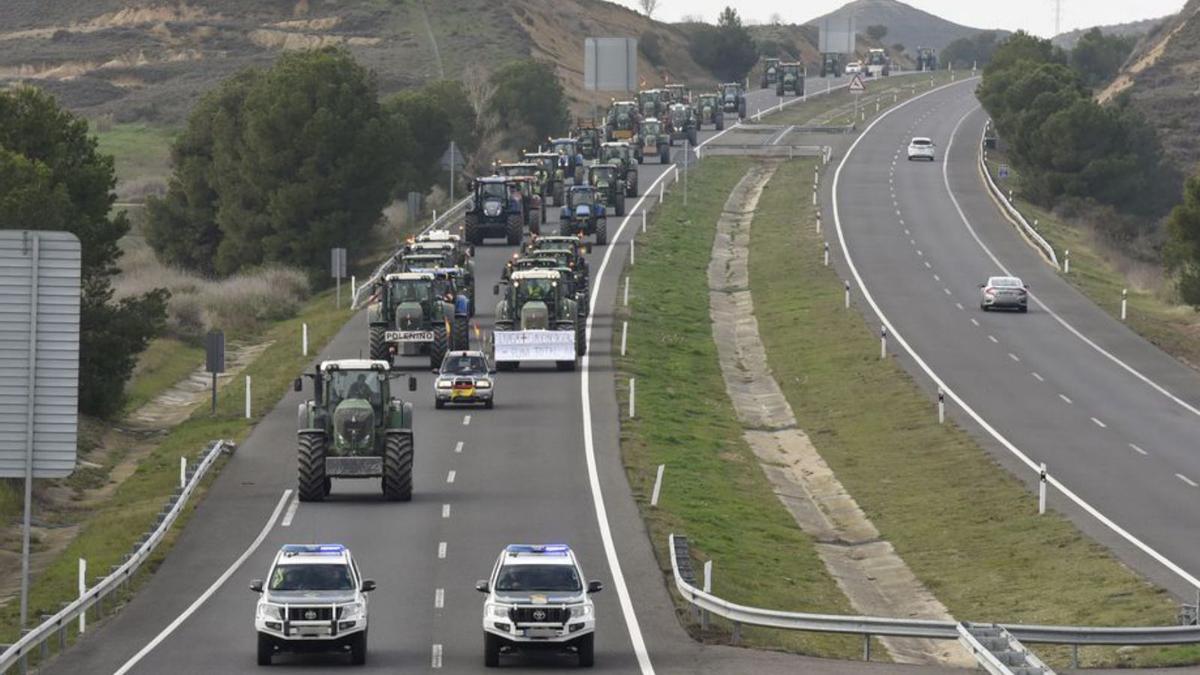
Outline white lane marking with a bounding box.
[943,288,951,296]
[1009,353,1020,362]
[943,107,1200,422]
[438,542,447,559]
[113,490,293,675]
[432,643,443,668]
[454,441,463,453]
[917,249,924,256]
[970,318,980,326]
[434,588,445,609]
[1091,417,1107,428]
[1032,372,1044,382]
[1059,394,1073,404]
[988,335,998,343]
[924,262,932,269]
[933,273,940,280]
[446,470,456,484]
[442,503,451,518]
[833,77,1200,591]
[578,167,674,675]
[281,494,299,527]
[462,414,471,426]
[1130,443,1148,456]
[1178,474,1198,488]
[955,302,964,310]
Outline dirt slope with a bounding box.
[1098,0,1200,174]
[0,0,718,124]
[806,0,995,53]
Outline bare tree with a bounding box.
[639,0,660,19]
[769,12,783,26]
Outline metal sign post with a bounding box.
[440,141,465,204]
[0,231,82,632]
[205,330,225,414]
[331,247,347,308]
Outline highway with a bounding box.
[829,78,1200,600]
[46,78,963,675]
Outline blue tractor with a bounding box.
[559,185,608,245]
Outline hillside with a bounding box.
[1052,16,1166,50]
[0,0,716,125]
[1098,0,1200,175]
[745,23,913,70]
[807,0,994,54]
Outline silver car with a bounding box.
[434,350,496,409]
[979,276,1029,312]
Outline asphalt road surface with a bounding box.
[828,78,1200,602]
[47,77,971,675]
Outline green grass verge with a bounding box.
[618,157,862,659]
[768,71,960,127]
[983,153,1200,371]
[0,289,351,658]
[123,338,206,415]
[750,159,1199,668]
[93,123,175,194]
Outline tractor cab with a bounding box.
[664,83,689,104]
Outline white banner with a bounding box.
[494,330,576,362]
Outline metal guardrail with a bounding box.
[1,440,234,674]
[697,144,830,158]
[668,534,1200,661]
[976,124,1060,269]
[959,622,1055,675]
[351,196,472,309]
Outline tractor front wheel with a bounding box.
[382,432,413,501]
[369,325,388,361]
[430,324,449,370]
[576,319,587,357]
[298,432,328,502]
[506,215,522,245]
[452,315,470,351]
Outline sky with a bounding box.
[613,0,1188,37]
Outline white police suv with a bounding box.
[250,544,375,666]
[476,544,603,668]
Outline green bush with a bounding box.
[689,7,758,82]
[488,60,569,151]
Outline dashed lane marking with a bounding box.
[442,504,451,518]
[435,588,444,609]
[1178,474,1198,488]
[1059,394,1073,404]
[1032,372,1044,381]
[446,470,456,484]
[1091,417,1107,428]
[438,542,447,559]
[454,441,463,453]
[1130,443,1148,456]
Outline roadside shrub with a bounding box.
[640,31,664,66]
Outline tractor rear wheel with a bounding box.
[595,218,608,246]
[628,174,640,197]
[298,432,328,502]
[616,198,625,217]
[430,324,449,370]
[576,319,587,357]
[369,325,387,361]
[452,315,470,351]
[506,215,522,245]
[382,432,413,501]
[689,128,698,146]
[659,146,670,164]
[716,115,725,131]
[465,217,481,245]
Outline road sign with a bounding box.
[330,247,347,279]
[849,74,867,93]
[0,231,81,479]
[439,142,465,171]
[999,164,1010,179]
[584,37,638,92]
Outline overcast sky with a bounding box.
[613,0,1187,37]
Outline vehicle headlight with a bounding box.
[486,603,510,618]
[436,379,452,389]
[569,604,593,619]
[257,602,283,621]
[475,379,492,389]
[340,601,366,622]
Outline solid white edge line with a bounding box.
[580,168,676,675]
[831,77,1200,590]
[1177,474,1198,488]
[960,110,1200,420]
[113,489,293,675]
[280,494,299,527]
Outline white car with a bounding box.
[845,61,862,74]
[251,544,375,666]
[979,276,1029,312]
[907,137,936,161]
[477,544,603,668]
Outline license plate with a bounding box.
[385,330,434,342]
[451,388,475,398]
[524,628,559,639]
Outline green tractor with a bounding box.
[492,269,585,371]
[820,53,843,78]
[693,93,725,131]
[776,62,805,96]
[572,125,604,160]
[720,82,747,119]
[599,142,640,197]
[588,162,626,217]
[664,83,689,105]
[637,118,671,164]
[293,360,416,502]
[605,100,641,143]
[368,271,469,369]
[636,89,666,119]
[761,57,781,88]
[667,103,698,146]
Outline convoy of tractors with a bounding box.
[287,51,892,506]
